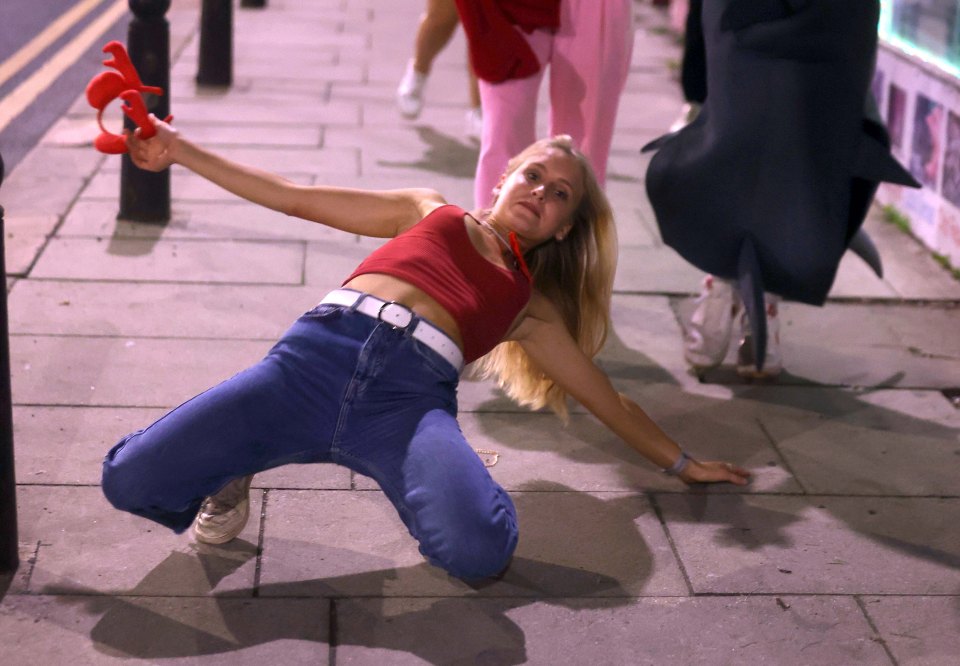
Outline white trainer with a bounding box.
[669,102,702,133]
[684,275,740,371]
[465,106,483,142]
[193,475,254,545]
[396,61,428,119]
[736,294,783,380]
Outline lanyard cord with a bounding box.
[478,217,532,281]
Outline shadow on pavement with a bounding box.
[378,126,479,179]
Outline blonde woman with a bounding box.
[101,118,751,580]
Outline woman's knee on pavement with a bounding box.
[101,431,167,512]
[394,409,519,579]
[413,486,519,580]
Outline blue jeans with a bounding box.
[102,302,518,580]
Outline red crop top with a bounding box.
[344,204,532,363]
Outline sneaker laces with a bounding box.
[199,477,249,517]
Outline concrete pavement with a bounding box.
[3,0,960,663]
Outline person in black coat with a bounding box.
[645,0,918,378]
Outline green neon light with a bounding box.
[878,0,960,79]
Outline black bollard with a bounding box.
[119,0,172,223]
[0,151,19,574]
[241,0,266,8]
[197,0,232,87]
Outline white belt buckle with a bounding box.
[377,301,414,330]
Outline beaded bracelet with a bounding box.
[663,451,690,476]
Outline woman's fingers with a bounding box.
[684,460,752,485]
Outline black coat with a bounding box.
[644,0,918,367]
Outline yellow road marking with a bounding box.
[0,0,128,134]
[0,0,105,90]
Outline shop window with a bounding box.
[881,0,960,77]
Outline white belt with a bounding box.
[319,289,464,373]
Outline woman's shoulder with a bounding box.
[388,189,447,234]
[411,190,449,217]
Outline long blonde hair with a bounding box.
[474,136,618,420]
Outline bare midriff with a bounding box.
[342,273,466,350]
[342,215,518,355]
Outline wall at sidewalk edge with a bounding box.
[874,41,960,269]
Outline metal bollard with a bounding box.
[119,0,172,223]
[197,0,232,87]
[0,151,19,574]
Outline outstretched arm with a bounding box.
[125,115,444,237]
[510,295,751,485]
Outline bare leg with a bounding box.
[398,0,461,119]
[412,0,459,75]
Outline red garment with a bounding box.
[344,205,532,364]
[455,0,561,83]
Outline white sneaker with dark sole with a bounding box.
[396,61,427,119]
[684,275,740,371]
[193,475,254,545]
[736,295,783,380]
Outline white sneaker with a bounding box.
[736,294,783,380]
[465,106,483,142]
[669,102,702,133]
[397,61,427,119]
[193,475,254,545]
[684,275,740,371]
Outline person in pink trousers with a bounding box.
[457,0,634,208]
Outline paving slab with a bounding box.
[12,406,165,486]
[2,213,57,276]
[420,409,792,494]
[774,303,960,389]
[257,488,457,598]
[7,280,314,338]
[658,494,960,594]
[173,146,360,177]
[17,486,260,597]
[178,43,340,70]
[169,72,331,99]
[863,595,960,666]
[29,237,304,284]
[164,98,363,127]
[0,173,86,219]
[616,89,683,134]
[80,169,313,202]
[258,489,685,598]
[56,199,345,241]
[828,251,902,298]
[304,238,395,287]
[681,300,960,389]
[330,125,479,180]
[614,246,705,295]
[254,462,351,492]
[0,595,330,664]
[864,211,960,300]
[756,388,960,496]
[604,294,706,392]
[334,596,890,666]
[10,336,270,407]
[166,121,324,148]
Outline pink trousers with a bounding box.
[474,0,634,208]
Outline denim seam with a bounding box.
[335,449,418,532]
[330,320,378,456]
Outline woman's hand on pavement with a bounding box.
[680,459,752,486]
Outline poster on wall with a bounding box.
[909,93,944,190]
[872,69,885,108]
[943,110,960,210]
[887,83,907,154]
